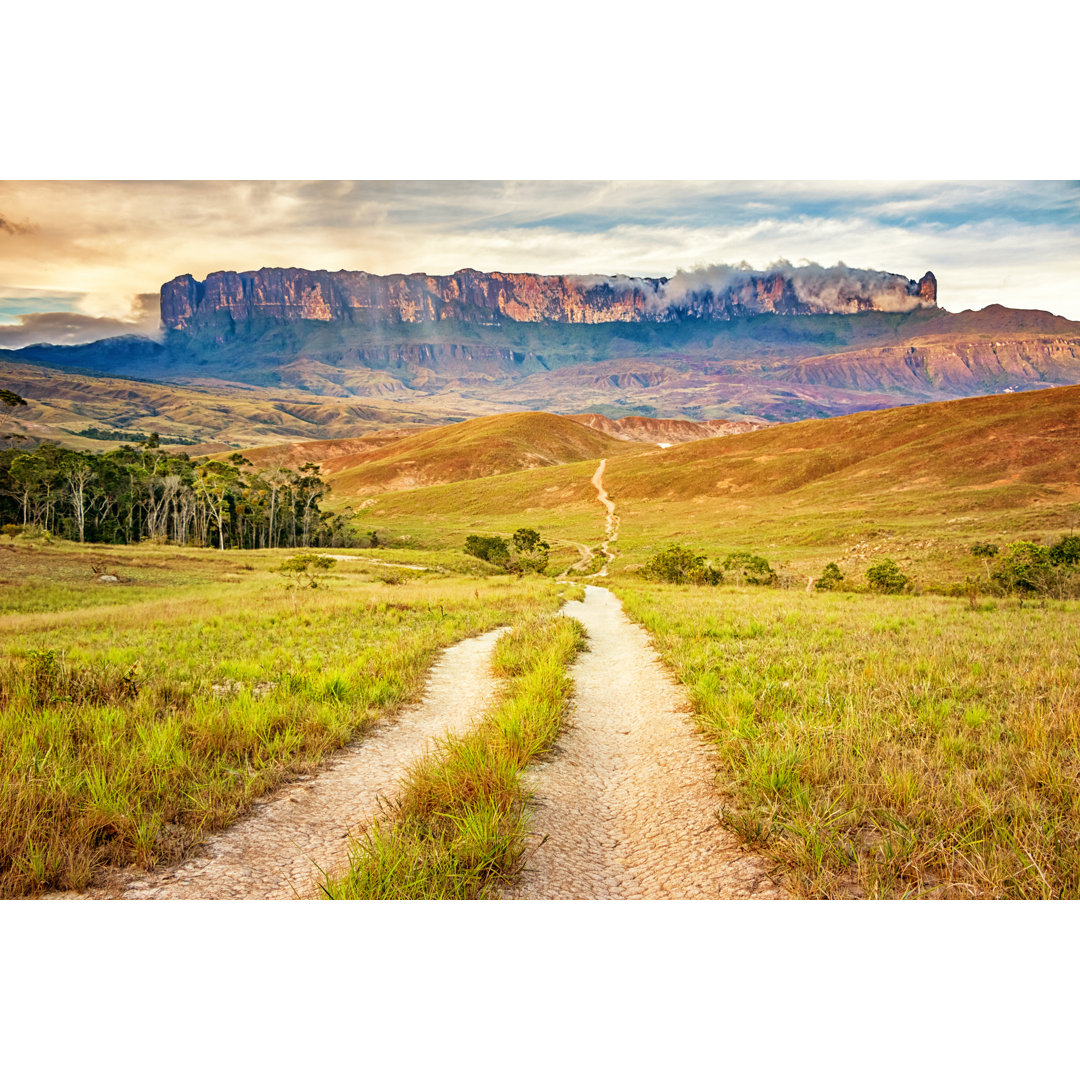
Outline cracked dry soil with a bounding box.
[76,628,507,900]
[506,585,787,900]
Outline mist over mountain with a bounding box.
[3,262,1080,435]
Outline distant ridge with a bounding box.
[160,264,938,331]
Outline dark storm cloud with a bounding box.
[0,293,160,349]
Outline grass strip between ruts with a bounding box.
[321,613,586,899]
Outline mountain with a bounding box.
[5,264,1080,431]
[160,265,938,330]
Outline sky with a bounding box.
[1,180,1079,348]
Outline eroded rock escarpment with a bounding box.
[160,266,939,331]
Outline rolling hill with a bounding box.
[0,359,469,450]
[342,385,1080,580]
[323,411,643,496]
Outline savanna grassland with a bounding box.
[0,538,568,897]
[612,580,1080,898]
[324,387,1080,899]
[321,613,586,899]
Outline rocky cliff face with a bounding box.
[160,265,938,332]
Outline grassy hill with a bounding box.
[0,360,460,449]
[325,411,642,496]
[345,386,1080,584]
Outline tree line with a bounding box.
[0,439,361,549]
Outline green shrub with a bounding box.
[866,558,909,594]
[970,542,999,558]
[814,562,845,591]
[722,551,777,586]
[509,528,550,575]
[990,540,1079,597]
[278,552,335,589]
[641,544,721,586]
[464,535,511,566]
[1049,534,1080,566]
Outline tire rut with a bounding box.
[70,628,507,900]
[506,586,788,900]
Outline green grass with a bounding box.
[612,580,1080,899]
[321,613,586,899]
[0,543,568,897]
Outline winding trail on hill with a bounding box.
[76,629,507,900]
[506,586,787,899]
[590,459,620,577]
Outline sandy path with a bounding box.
[79,628,506,900]
[506,586,787,899]
[590,459,619,576]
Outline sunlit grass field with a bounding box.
[322,613,586,899]
[0,541,567,897]
[613,579,1080,899]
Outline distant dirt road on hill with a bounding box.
[505,586,787,899]
[73,630,507,900]
[590,458,619,577]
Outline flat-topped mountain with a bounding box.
[161,265,938,332]
[5,263,1080,432]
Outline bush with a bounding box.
[465,529,551,574]
[509,528,550,575]
[814,562,845,591]
[1049,534,1080,566]
[464,535,511,567]
[278,552,335,589]
[989,541,1080,597]
[722,551,777,586]
[970,542,999,558]
[866,558,909,594]
[641,544,721,586]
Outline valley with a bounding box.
[3,382,1078,900]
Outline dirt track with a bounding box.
[506,585,787,899]
[73,629,506,900]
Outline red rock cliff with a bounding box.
[160,265,938,332]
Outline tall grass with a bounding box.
[0,556,565,898]
[321,614,586,899]
[614,582,1080,899]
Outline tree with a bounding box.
[991,541,1054,594]
[641,544,721,585]
[722,551,777,586]
[866,558,909,594]
[815,562,845,591]
[509,527,550,574]
[65,461,102,543]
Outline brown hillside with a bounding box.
[571,413,768,444]
[223,429,426,470]
[327,411,641,496]
[0,360,457,449]
[605,383,1080,504]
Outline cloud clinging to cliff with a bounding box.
[1,180,1079,345]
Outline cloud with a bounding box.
[0,181,1079,337]
[0,213,35,236]
[0,293,160,349]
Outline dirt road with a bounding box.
[78,629,506,900]
[506,585,787,899]
[590,459,619,576]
